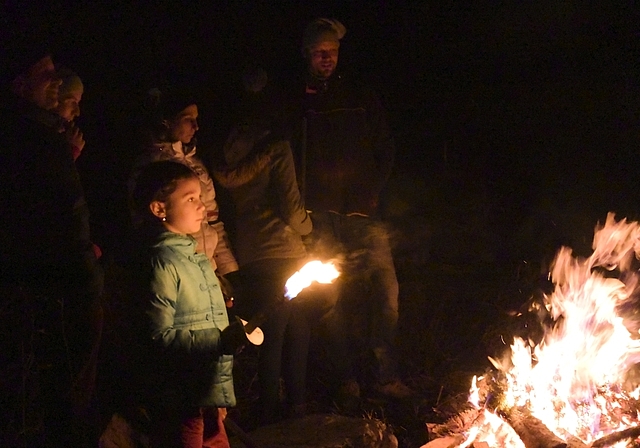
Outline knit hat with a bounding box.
[56,66,83,99]
[302,18,346,52]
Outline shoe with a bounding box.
[373,378,413,399]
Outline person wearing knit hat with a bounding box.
[54,67,84,122]
[284,17,412,405]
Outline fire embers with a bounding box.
[424,213,640,448]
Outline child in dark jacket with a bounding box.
[131,160,250,447]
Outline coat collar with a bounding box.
[153,231,198,258]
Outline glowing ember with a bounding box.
[284,260,340,300]
[429,213,640,448]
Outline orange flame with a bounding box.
[284,260,340,300]
[441,213,640,447]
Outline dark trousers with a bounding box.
[238,258,304,418]
[237,257,337,418]
[304,211,401,385]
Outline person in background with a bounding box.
[0,42,104,446]
[130,86,239,284]
[53,66,85,161]
[212,66,335,423]
[52,66,103,260]
[130,160,249,447]
[283,18,412,403]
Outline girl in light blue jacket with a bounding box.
[131,160,249,448]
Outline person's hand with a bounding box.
[220,316,249,354]
[65,122,85,159]
[91,243,102,260]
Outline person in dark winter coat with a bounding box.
[0,44,104,446]
[284,18,412,402]
[213,69,337,422]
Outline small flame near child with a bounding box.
[284,260,341,300]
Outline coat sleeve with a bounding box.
[270,141,312,236]
[146,257,225,358]
[211,218,239,275]
[209,179,240,276]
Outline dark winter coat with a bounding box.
[0,97,103,300]
[287,72,396,217]
[213,121,312,266]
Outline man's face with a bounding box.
[307,41,339,79]
[18,56,62,110]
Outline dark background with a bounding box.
[3,1,639,257]
[3,1,640,442]
[4,1,639,263]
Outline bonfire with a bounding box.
[424,213,640,448]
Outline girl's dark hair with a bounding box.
[132,161,196,218]
[144,85,198,143]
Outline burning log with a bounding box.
[590,425,640,448]
[504,407,567,448]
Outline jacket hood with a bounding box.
[213,120,274,189]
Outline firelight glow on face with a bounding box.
[159,176,205,235]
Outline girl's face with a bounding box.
[165,104,199,144]
[152,176,205,235]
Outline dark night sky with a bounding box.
[3,1,640,259]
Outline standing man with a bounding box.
[0,42,104,446]
[286,18,412,402]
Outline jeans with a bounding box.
[305,211,400,385]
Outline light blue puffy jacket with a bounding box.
[145,231,236,408]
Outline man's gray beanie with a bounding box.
[302,18,346,52]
